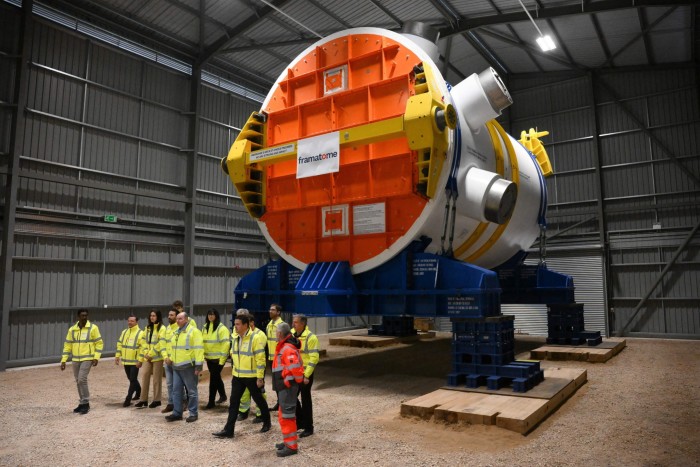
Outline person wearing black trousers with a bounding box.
[202,308,230,409]
[292,314,320,438]
[212,314,271,438]
[115,314,144,406]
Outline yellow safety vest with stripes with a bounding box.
[161,322,178,360]
[296,327,320,378]
[143,324,167,362]
[170,321,204,370]
[231,328,266,378]
[266,317,285,361]
[116,326,145,365]
[202,322,231,364]
[61,320,103,363]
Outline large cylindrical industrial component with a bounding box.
[223,27,550,274]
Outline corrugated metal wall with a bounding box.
[1,13,271,367]
[508,67,700,339]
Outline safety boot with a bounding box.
[276,446,298,457]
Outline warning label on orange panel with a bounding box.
[353,203,385,235]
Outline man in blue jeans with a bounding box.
[165,312,203,423]
[161,309,179,413]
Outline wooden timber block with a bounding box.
[529,339,626,363]
[400,389,464,419]
[414,318,433,332]
[401,367,587,435]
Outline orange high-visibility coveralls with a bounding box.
[272,334,304,451]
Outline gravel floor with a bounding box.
[1,332,698,466]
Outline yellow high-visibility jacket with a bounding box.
[202,322,231,365]
[161,322,178,360]
[296,326,320,378]
[252,327,267,350]
[142,324,166,362]
[266,317,285,361]
[231,328,266,379]
[116,326,145,365]
[61,320,103,363]
[170,321,204,370]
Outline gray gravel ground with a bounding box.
[0,332,698,466]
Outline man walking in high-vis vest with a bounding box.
[60,309,103,414]
[212,314,271,438]
[272,322,304,457]
[165,312,203,423]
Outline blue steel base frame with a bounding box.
[234,250,502,318]
[234,247,575,392]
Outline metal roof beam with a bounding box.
[365,0,403,28]
[463,31,510,76]
[161,0,230,33]
[307,0,352,29]
[598,6,677,67]
[426,0,510,75]
[638,8,656,65]
[693,5,699,64]
[197,0,291,67]
[484,0,544,72]
[546,19,576,66]
[590,14,614,64]
[440,0,697,38]
[219,37,318,53]
[478,27,581,70]
[45,0,200,59]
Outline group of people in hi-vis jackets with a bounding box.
[61,300,320,457]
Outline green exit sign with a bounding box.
[104,215,118,223]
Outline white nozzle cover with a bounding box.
[451,68,513,131]
[456,167,517,224]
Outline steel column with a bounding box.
[589,72,611,337]
[0,0,33,372]
[183,47,202,313]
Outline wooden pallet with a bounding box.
[329,331,435,348]
[530,338,626,363]
[400,367,587,434]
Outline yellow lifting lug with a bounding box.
[222,111,268,218]
[404,61,454,199]
[519,128,553,177]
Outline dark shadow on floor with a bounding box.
[315,334,547,392]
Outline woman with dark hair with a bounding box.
[135,309,165,408]
[202,308,230,409]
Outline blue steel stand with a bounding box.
[234,245,576,392]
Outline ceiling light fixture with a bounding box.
[517,0,557,52]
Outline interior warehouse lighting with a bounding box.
[517,0,557,52]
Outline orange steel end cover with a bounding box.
[261,33,428,269]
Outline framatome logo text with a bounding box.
[298,151,338,164]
